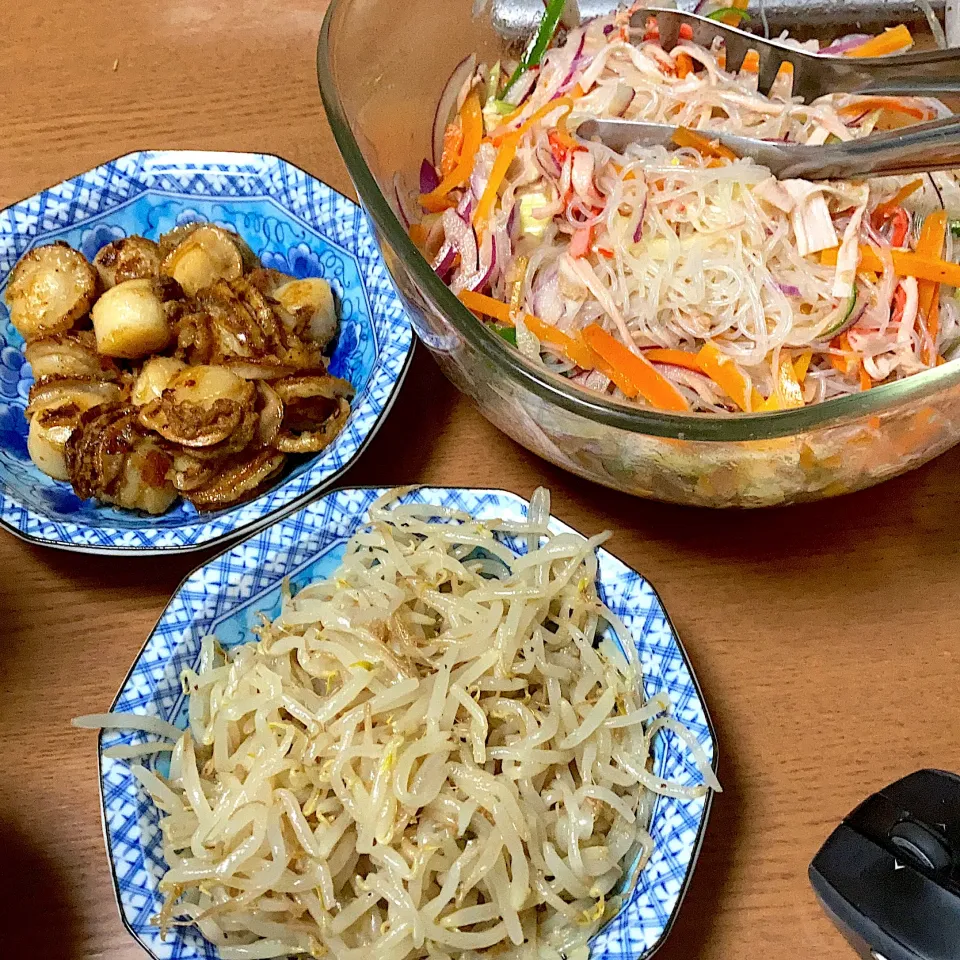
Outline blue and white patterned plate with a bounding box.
[97,486,717,960]
[0,151,413,553]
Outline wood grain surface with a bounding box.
[1,2,959,958]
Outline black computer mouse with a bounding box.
[809,769,960,960]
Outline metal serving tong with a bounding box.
[631,7,960,101]
[577,115,960,179]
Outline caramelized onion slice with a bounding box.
[64,402,176,513]
[26,377,125,420]
[137,366,254,448]
[271,373,354,454]
[256,381,284,446]
[131,358,187,407]
[94,236,162,289]
[5,243,98,341]
[25,331,120,382]
[184,448,286,510]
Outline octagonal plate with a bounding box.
[96,486,718,960]
[0,150,413,553]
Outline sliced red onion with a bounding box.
[432,54,477,167]
[470,229,498,292]
[557,32,587,92]
[443,208,480,292]
[392,173,414,229]
[456,184,476,221]
[507,203,519,240]
[634,189,648,243]
[609,84,635,118]
[777,283,802,297]
[432,245,456,282]
[470,144,495,204]
[603,23,615,35]
[819,34,872,55]
[535,143,562,179]
[531,265,563,323]
[420,159,440,195]
[693,0,708,12]
[504,69,538,108]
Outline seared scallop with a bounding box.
[5,243,98,341]
[94,236,162,289]
[92,277,181,358]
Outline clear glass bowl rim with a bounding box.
[317,0,960,442]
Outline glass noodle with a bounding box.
[410,8,960,414]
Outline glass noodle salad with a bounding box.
[402,0,960,415]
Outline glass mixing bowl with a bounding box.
[317,0,960,507]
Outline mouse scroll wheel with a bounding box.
[888,820,954,872]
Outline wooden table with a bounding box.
[1,2,959,957]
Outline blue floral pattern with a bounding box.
[0,151,413,553]
[98,487,717,960]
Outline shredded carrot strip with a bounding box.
[523,315,600,370]
[473,133,519,228]
[421,94,484,212]
[837,98,932,121]
[821,245,960,288]
[583,324,690,410]
[844,24,913,58]
[459,289,510,323]
[491,86,583,146]
[916,211,947,360]
[672,126,738,162]
[859,366,873,390]
[740,50,760,74]
[916,212,947,321]
[678,23,694,42]
[829,334,856,376]
[644,348,703,372]
[458,291,601,369]
[721,0,750,26]
[676,52,694,78]
[697,342,763,412]
[774,354,805,408]
[873,179,924,219]
[408,223,428,248]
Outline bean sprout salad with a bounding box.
[403,2,960,415]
